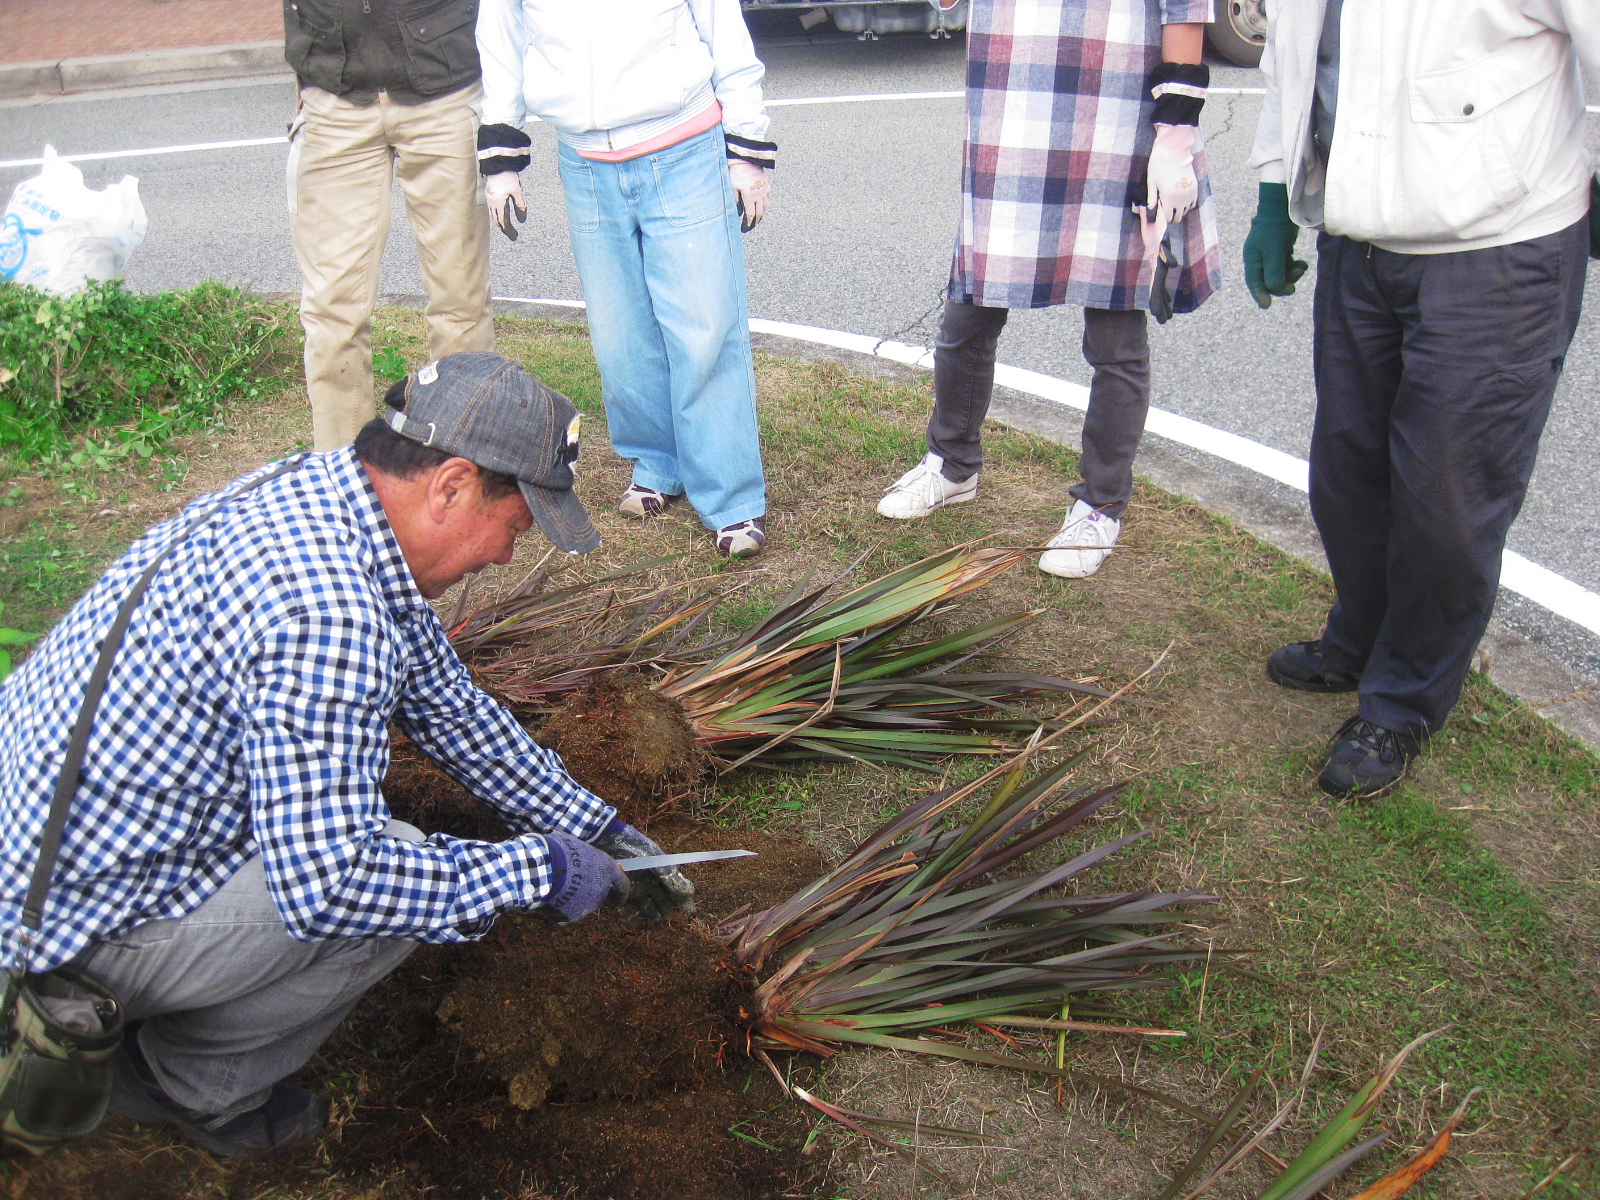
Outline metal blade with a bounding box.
[617,849,758,872]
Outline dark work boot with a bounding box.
[1267,640,1362,693]
[1317,716,1425,799]
[110,1030,328,1159]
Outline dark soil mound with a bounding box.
[538,672,707,826]
[309,926,811,1200]
[438,917,747,1109]
[26,827,825,1200]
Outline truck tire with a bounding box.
[1207,0,1267,68]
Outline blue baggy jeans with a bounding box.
[558,127,767,531]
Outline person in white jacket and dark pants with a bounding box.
[1245,0,1599,799]
[474,0,776,558]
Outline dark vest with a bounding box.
[283,0,480,101]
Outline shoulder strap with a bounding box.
[18,456,309,950]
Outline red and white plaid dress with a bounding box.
[952,0,1222,314]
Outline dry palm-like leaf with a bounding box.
[1342,1087,1482,1200]
[725,750,1222,1065]
[1251,1028,1452,1200]
[449,553,723,705]
[656,544,1107,770]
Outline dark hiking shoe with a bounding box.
[1317,716,1425,800]
[1267,640,1362,693]
[110,1032,328,1158]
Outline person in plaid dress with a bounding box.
[879,0,1223,578]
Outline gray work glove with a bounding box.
[591,823,697,921]
[540,831,630,924]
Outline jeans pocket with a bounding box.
[95,921,176,952]
[651,140,725,228]
[560,159,601,234]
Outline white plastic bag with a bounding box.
[0,146,148,296]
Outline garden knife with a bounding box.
[616,849,757,872]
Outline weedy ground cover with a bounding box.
[0,308,1594,1200]
[0,280,296,463]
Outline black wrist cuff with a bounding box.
[1147,61,1209,126]
[477,123,532,176]
[725,133,777,170]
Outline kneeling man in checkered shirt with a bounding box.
[0,353,693,1159]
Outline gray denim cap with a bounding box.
[389,352,600,554]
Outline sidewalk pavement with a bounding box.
[2,0,286,100]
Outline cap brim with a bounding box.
[520,480,601,555]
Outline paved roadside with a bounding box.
[2,0,284,99]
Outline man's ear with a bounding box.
[424,457,483,524]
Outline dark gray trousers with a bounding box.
[926,299,1150,519]
[1311,219,1588,735]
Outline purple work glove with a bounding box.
[540,831,630,924]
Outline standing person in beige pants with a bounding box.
[283,0,493,449]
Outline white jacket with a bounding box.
[1250,0,1599,254]
[476,0,770,155]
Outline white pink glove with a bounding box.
[485,171,526,241]
[1145,123,1199,228]
[728,161,772,232]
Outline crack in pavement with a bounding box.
[873,283,949,356]
[1208,94,1239,145]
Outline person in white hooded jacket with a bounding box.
[475,0,776,558]
[1244,0,1599,800]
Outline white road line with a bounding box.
[4,87,1593,168]
[768,89,963,105]
[495,296,1600,640]
[0,136,287,170]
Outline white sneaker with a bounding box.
[876,454,979,520]
[1038,500,1120,578]
[619,483,678,518]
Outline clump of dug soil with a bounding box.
[536,672,708,826]
[437,916,747,1110]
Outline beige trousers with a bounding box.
[290,85,493,450]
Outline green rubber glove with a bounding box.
[1243,182,1309,309]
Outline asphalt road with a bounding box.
[3,25,1599,678]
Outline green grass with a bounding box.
[0,280,297,464]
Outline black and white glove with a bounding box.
[591,822,697,921]
[478,122,532,241]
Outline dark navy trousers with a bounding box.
[1310,218,1588,735]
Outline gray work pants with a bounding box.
[71,822,422,1119]
[926,299,1150,519]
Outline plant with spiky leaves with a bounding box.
[453,543,1106,771]
[654,544,1106,770]
[726,748,1218,1064]
[448,554,720,707]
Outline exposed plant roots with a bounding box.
[536,672,708,826]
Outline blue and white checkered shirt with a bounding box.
[0,449,615,974]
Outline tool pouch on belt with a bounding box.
[0,966,123,1155]
[0,455,306,1157]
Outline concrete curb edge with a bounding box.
[0,41,286,101]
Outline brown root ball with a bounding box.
[436,915,749,1109]
[537,672,706,827]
